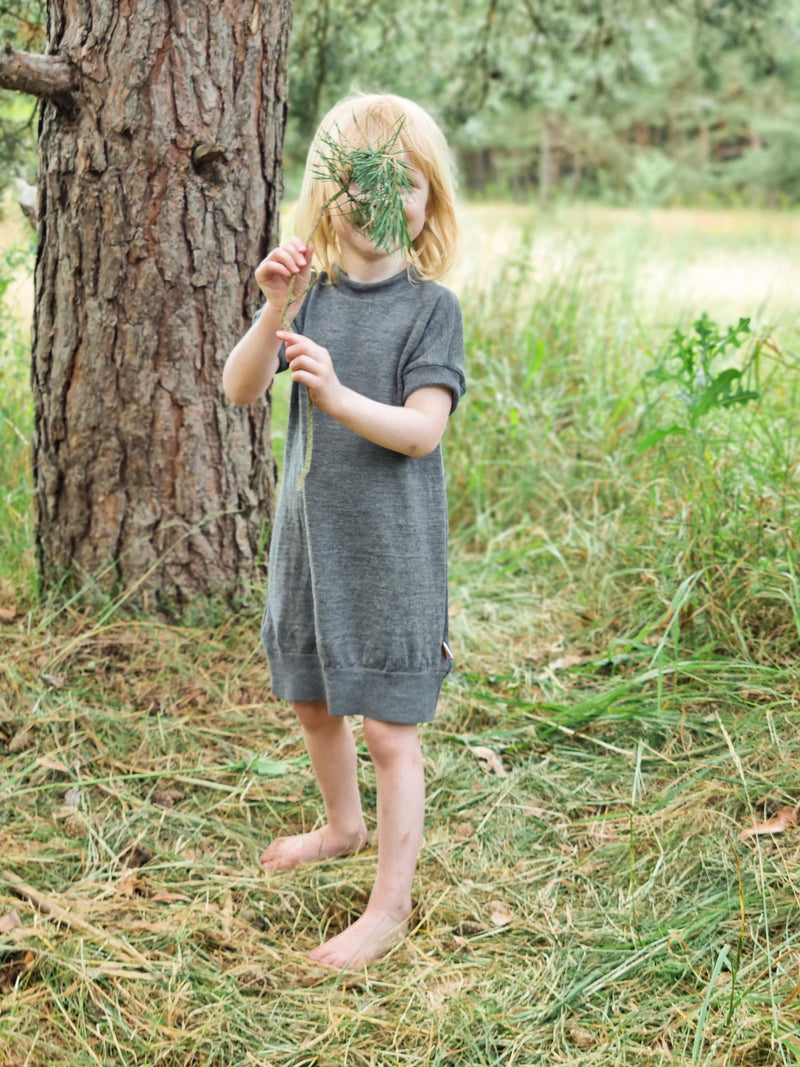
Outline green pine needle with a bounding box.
[295,119,414,490]
[313,118,414,256]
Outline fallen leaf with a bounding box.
[63,813,89,839]
[428,975,466,1011]
[151,891,191,905]
[0,910,22,934]
[7,725,35,753]
[118,842,153,869]
[568,1020,597,1050]
[525,635,565,663]
[36,756,70,773]
[151,787,184,808]
[740,806,798,841]
[40,673,65,689]
[547,653,586,672]
[115,872,140,899]
[469,746,507,777]
[0,949,35,989]
[487,900,513,927]
[249,757,291,777]
[536,652,588,681]
[454,922,484,939]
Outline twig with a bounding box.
[3,870,156,971]
[287,120,413,490]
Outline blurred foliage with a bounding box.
[288,0,800,204]
[0,1,45,190]
[1,0,798,204]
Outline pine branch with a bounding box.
[0,45,76,102]
[312,119,413,255]
[293,119,414,490]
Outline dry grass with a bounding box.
[451,202,800,342]
[2,601,800,1065]
[3,203,800,1065]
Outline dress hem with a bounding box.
[266,650,451,724]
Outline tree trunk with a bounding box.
[30,0,292,608]
[538,112,559,203]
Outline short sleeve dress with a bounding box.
[261,267,466,724]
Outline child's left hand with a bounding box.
[277,331,342,414]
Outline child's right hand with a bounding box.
[255,237,314,318]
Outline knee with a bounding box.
[362,718,421,769]
[294,700,336,733]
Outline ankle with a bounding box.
[327,821,368,846]
[365,894,413,923]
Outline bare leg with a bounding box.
[308,718,424,969]
[261,701,368,871]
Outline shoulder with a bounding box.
[413,279,463,334]
[409,272,460,303]
[405,275,462,326]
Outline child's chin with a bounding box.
[352,231,387,255]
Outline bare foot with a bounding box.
[260,824,368,872]
[307,907,410,970]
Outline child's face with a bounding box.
[332,160,429,259]
[402,165,430,244]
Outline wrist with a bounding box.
[322,380,352,421]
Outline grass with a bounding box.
[2,201,800,1065]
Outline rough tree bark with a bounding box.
[0,0,292,607]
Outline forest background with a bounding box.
[2,1,800,1066]
[2,0,800,206]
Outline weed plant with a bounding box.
[2,209,800,1065]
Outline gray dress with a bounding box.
[261,268,466,724]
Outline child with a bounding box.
[223,93,465,970]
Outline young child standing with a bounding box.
[223,93,465,970]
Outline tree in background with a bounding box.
[4,2,798,206]
[0,0,292,607]
[286,0,798,204]
[0,0,43,198]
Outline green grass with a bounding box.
[3,205,800,1065]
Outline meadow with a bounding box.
[2,198,800,1066]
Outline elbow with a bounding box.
[222,368,254,407]
[223,380,245,406]
[403,435,440,459]
[222,365,240,404]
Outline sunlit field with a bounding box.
[452,201,800,333]
[3,198,800,1066]
[5,196,799,330]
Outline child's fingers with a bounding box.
[277,331,317,360]
[278,237,311,272]
[288,356,315,376]
[256,258,291,280]
[259,249,305,278]
[257,240,311,280]
[276,330,303,345]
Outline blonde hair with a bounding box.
[294,93,459,282]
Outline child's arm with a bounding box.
[277,330,452,458]
[223,239,313,406]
